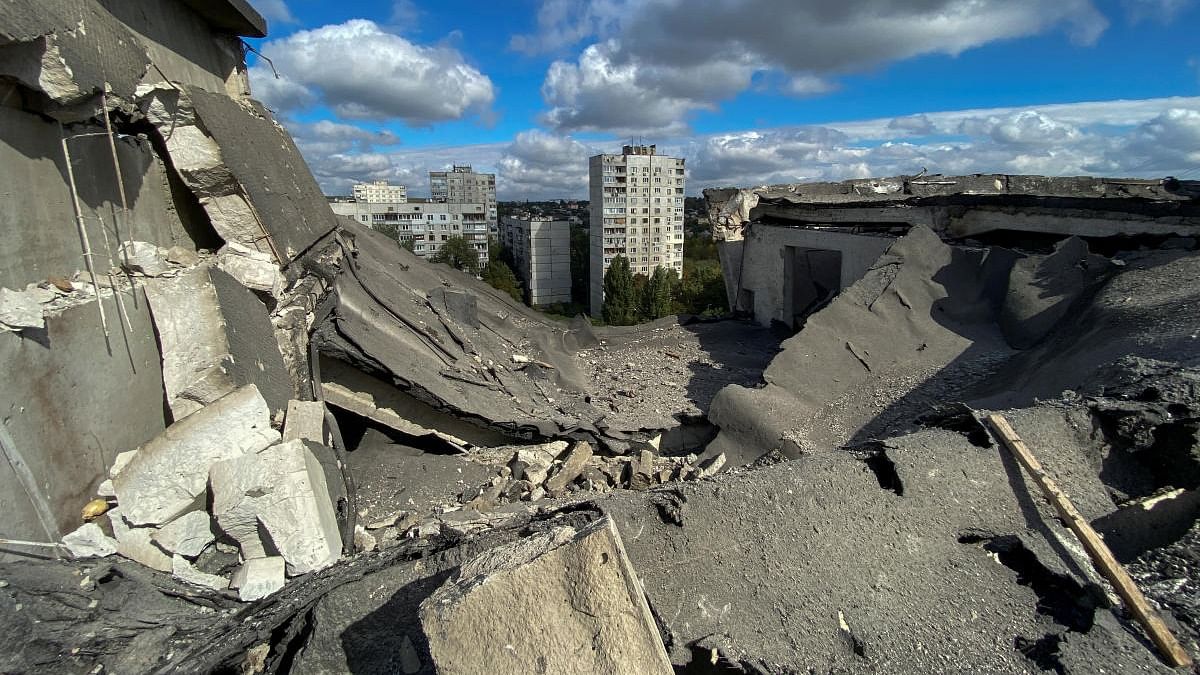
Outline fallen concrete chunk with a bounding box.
[113,384,279,526]
[282,400,326,443]
[692,452,727,480]
[0,287,44,330]
[119,241,172,277]
[172,555,228,591]
[62,523,117,558]
[508,441,567,486]
[165,246,200,267]
[216,242,283,294]
[209,439,342,575]
[230,557,286,601]
[544,441,594,494]
[109,450,137,478]
[153,511,216,558]
[629,449,655,491]
[353,525,377,553]
[420,517,673,675]
[115,525,173,572]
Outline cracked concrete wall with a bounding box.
[0,288,167,548]
[0,106,191,290]
[736,226,894,327]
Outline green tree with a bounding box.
[641,266,676,320]
[400,238,416,253]
[482,261,523,303]
[430,235,479,274]
[678,258,729,317]
[374,220,400,241]
[601,255,639,325]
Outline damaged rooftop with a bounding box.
[3,1,1200,674]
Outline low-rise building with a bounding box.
[352,180,407,204]
[331,199,488,266]
[501,215,572,306]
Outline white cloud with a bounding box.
[248,20,494,123]
[534,0,1110,133]
[279,97,1200,199]
[1122,0,1195,22]
[248,0,297,25]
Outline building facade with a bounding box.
[431,165,498,235]
[500,215,572,306]
[331,199,489,266]
[352,180,407,204]
[588,145,686,316]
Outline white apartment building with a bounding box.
[430,165,498,234]
[352,180,407,204]
[588,145,686,316]
[330,199,489,266]
[500,215,572,306]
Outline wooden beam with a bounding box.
[985,413,1193,668]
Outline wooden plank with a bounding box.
[985,413,1193,668]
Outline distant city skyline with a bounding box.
[246,0,1200,200]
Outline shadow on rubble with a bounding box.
[339,570,451,674]
[678,318,784,417]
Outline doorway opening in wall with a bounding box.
[784,246,842,331]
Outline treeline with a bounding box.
[599,233,728,325]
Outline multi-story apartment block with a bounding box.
[430,165,498,235]
[352,180,407,204]
[588,145,686,316]
[500,215,572,306]
[330,198,489,266]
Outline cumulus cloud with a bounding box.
[1122,0,1195,22]
[534,0,1110,133]
[496,130,598,197]
[289,120,402,157]
[248,20,494,123]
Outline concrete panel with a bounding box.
[0,106,190,289]
[740,226,894,326]
[96,0,244,95]
[209,267,294,417]
[0,289,166,546]
[186,87,339,263]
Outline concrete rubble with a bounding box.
[3,1,1200,673]
[420,517,673,675]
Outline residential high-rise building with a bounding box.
[588,145,686,316]
[430,165,497,235]
[352,180,407,204]
[500,215,572,306]
[330,198,489,266]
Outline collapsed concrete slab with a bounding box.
[61,522,117,558]
[113,384,278,526]
[420,517,672,675]
[209,439,342,575]
[152,510,215,558]
[282,400,327,444]
[143,266,236,420]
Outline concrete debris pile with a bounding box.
[60,385,348,601]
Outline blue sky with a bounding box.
[245,0,1200,198]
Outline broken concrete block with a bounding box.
[62,523,117,558]
[353,525,377,553]
[420,517,673,675]
[209,439,342,575]
[693,452,727,480]
[629,449,655,491]
[116,526,173,572]
[282,400,326,443]
[230,557,286,601]
[508,441,567,486]
[217,243,284,295]
[144,267,236,421]
[153,511,216,558]
[109,450,137,478]
[96,479,116,498]
[544,441,594,494]
[119,241,172,277]
[165,246,200,267]
[172,555,228,591]
[113,384,279,526]
[0,287,44,330]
